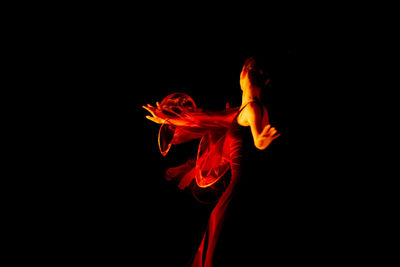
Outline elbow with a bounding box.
[255,144,268,150]
[254,140,268,150]
[254,135,273,150]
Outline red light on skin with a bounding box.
[240,69,247,80]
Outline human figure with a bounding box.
[143,57,280,267]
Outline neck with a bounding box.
[241,87,260,106]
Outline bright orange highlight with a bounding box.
[143,59,280,266]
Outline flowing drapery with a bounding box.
[156,93,238,190]
[151,93,241,267]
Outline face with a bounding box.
[240,67,248,91]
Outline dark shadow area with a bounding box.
[50,38,348,266]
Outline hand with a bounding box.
[142,102,167,124]
[259,124,281,147]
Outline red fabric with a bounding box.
[153,93,242,266]
[157,93,238,189]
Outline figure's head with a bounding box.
[240,57,270,92]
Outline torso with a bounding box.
[228,100,267,165]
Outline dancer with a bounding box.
[143,57,280,266]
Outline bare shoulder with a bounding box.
[245,102,263,117]
[243,102,269,126]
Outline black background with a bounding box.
[36,30,363,265]
[11,6,388,265]
[65,47,332,266]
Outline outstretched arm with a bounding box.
[143,102,236,128]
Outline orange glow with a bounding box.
[144,93,237,190]
[143,90,280,266]
[195,132,231,188]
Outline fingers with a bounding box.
[142,106,153,117]
[261,124,271,135]
[143,103,161,113]
[146,115,160,124]
[145,115,154,121]
[142,104,154,109]
[261,124,281,139]
[261,125,273,135]
[146,104,155,111]
[142,104,156,116]
[272,133,281,139]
